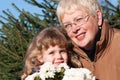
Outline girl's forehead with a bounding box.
[42,45,65,53]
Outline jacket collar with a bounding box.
[95,20,112,60]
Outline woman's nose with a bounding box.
[72,24,80,34]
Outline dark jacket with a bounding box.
[72,21,120,80]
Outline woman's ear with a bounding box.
[96,10,103,26]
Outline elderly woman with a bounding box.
[56,0,120,80]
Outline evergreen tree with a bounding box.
[24,0,59,27]
[0,0,58,80]
[101,0,120,28]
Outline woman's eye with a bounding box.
[76,17,83,22]
[64,24,72,28]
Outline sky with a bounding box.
[0,0,43,20]
[0,0,118,22]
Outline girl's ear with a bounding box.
[96,10,103,26]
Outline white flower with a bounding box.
[80,68,95,80]
[25,72,40,80]
[56,63,69,72]
[58,63,69,70]
[39,62,56,80]
[62,68,95,80]
[25,62,95,80]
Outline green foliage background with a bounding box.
[0,0,120,80]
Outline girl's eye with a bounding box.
[60,49,67,53]
[48,51,54,55]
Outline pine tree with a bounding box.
[0,0,58,80]
[24,0,59,27]
[102,0,120,28]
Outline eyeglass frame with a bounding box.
[63,15,90,32]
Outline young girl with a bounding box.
[21,27,72,80]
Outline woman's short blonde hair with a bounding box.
[56,0,102,25]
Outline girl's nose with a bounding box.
[55,53,62,59]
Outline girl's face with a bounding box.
[41,45,68,67]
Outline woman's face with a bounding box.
[62,10,102,50]
[42,45,68,67]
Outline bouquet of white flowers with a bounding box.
[25,62,95,80]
